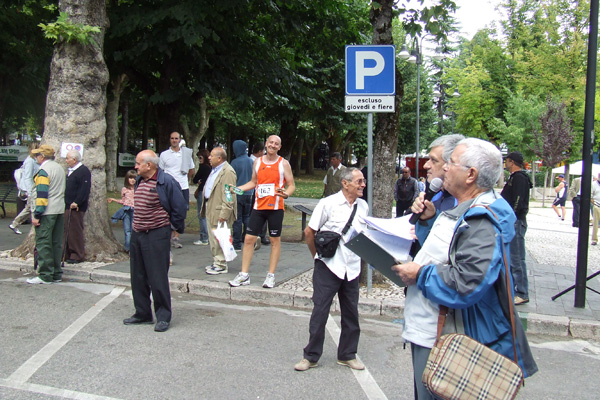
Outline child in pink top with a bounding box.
[108,170,136,252]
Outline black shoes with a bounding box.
[261,238,271,245]
[154,321,170,332]
[66,259,82,264]
[123,315,154,325]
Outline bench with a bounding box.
[293,204,313,240]
[0,184,18,218]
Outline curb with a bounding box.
[3,260,598,340]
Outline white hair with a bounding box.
[429,134,465,162]
[66,150,82,162]
[457,138,503,190]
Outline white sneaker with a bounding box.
[206,265,228,275]
[171,237,183,248]
[194,240,208,245]
[27,276,51,284]
[263,273,275,288]
[254,240,261,251]
[169,251,173,266]
[9,224,22,235]
[229,272,250,287]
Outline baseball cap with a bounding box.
[558,174,564,178]
[31,144,55,157]
[506,151,524,167]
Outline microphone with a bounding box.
[409,177,443,224]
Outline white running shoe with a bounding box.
[27,276,51,284]
[262,273,275,288]
[193,240,208,245]
[206,265,228,275]
[9,224,22,235]
[229,272,250,287]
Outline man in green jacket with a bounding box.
[27,144,66,284]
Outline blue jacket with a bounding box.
[415,191,538,378]
[135,168,187,233]
[230,140,254,194]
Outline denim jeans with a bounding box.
[195,193,208,242]
[510,219,529,298]
[123,208,134,251]
[233,194,253,247]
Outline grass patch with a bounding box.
[292,170,326,199]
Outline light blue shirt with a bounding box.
[204,162,226,199]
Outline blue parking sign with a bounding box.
[346,45,395,96]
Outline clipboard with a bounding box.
[344,232,406,287]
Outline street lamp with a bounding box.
[433,84,460,135]
[398,38,444,180]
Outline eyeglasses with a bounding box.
[354,179,367,185]
[402,171,410,174]
[446,160,471,169]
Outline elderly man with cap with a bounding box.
[27,144,66,284]
[501,151,533,305]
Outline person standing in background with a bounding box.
[552,174,568,221]
[159,131,194,248]
[108,170,137,252]
[394,167,419,217]
[569,176,582,228]
[501,151,533,305]
[192,149,211,246]
[230,140,254,251]
[63,150,91,264]
[322,152,346,197]
[9,142,40,235]
[202,147,237,275]
[27,145,66,284]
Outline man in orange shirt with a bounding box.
[229,135,295,288]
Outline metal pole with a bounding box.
[367,112,373,294]
[574,0,598,308]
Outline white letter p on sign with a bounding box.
[355,51,385,90]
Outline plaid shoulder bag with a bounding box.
[422,205,525,400]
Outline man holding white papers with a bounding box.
[294,168,368,372]
[394,139,538,399]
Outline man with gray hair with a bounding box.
[63,149,91,263]
[395,138,538,398]
[295,167,368,372]
[418,134,464,212]
[124,150,187,332]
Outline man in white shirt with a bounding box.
[159,131,194,248]
[294,167,368,372]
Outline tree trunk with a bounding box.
[293,138,304,175]
[305,141,317,175]
[361,0,403,284]
[531,158,536,200]
[12,0,122,261]
[106,73,127,193]
[119,96,129,153]
[142,103,151,150]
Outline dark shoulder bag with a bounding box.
[314,204,358,258]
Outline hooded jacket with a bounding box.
[413,190,538,378]
[230,140,254,195]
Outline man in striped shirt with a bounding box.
[27,144,66,284]
[123,150,187,333]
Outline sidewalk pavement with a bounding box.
[1,196,599,340]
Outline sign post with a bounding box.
[346,45,395,294]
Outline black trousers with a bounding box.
[130,225,172,322]
[303,259,360,362]
[572,196,581,227]
[396,200,413,218]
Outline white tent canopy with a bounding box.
[551,160,600,177]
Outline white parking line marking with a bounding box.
[0,379,124,400]
[326,314,388,400]
[8,286,125,384]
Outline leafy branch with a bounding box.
[39,12,100,45]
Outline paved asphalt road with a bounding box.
[2,269,600,400]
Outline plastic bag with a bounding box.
[212,221,237,262]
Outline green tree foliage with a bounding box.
[0,1,55,142]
